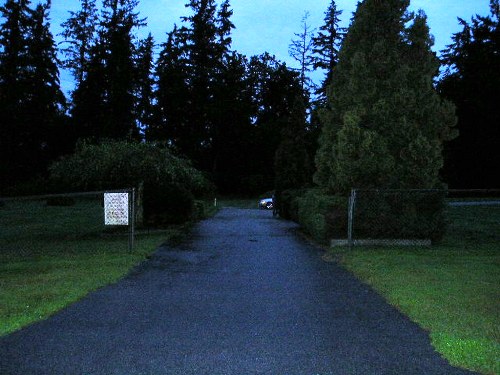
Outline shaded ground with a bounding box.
[0,208,477,374]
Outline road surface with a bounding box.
[0,208,476,374]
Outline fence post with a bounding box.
[129,188,135,252]
[348,189,357,250]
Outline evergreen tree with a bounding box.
[100,0,145,140]
[314,0,456,194]
[211,52,254,193]
[27,1,66,163]
[0,0,65,188]
[311,0,344,103]
[156,0,236,173]
[0,0,34,186]
[439,0,500,188]
[154,25,190,143]
[177,0,219,167]
[135,33,155,137]
[274,96,312,192]
[71,42,107,140]
[59,0,98,85]
[254,59,305,190]
[70,0,146,142]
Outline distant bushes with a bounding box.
[49,140,214,226]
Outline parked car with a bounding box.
[258,197,274,210]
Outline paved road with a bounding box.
[0,208,476,375]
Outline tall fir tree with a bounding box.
[154,25,190,144]
[27,1,66,163]
[134,33,155,137]
[0,0,65,189]
[70,0,145,142]
[314,0,456,194]
[100,0,145,140]
[311,0,344,104]
[60,0,98,86]
[274,95,312,193]
[178,0,219,167]
[0,0,34,187]
[439,0,500,188]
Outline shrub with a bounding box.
[296,189,348,244]
[353,190,447,243]
[49,140,214,226]
[143,183,194,226]
[278,189,307,221]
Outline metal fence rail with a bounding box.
[0,189,136,252]
[342,189,500,249]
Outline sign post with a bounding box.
[104,189,135,251]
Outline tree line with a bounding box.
[0,0,498,197]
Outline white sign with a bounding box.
[104,193,129,225]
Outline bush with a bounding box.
[296,189,348,244]
[143,183,194,226]
[278,189,307,221]
[353,190,447,243]
[49,140,215,226]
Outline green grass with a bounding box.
[0,199,186,336]
[331,205,500,374]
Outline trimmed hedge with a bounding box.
[352,190,447,243]
[279,188,447,244]
[279,188,348,244]
[297,190,348,244]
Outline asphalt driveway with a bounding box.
[0,208,476,374]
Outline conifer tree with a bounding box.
[154,25,190,143]
[274,96,312,192]
[27,1,66,162]
[100,0,145,140]
[60,0,98,86]
[314,0,456,194]
[70,0,146,142]
[0,0,34,186]
[311,0,344,103]
[71,42,107,140]
[0,0,65,187]
[135,33,155,137]
[439,0,500,188]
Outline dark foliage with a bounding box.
[439,0,500,188]
[0,0,67,193]
[49,140,214,225]
[143,183,194,225]
[352,190,447,243]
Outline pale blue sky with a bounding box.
[48,0,492,93]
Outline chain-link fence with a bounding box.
[334,189,500,249]
[0,189,136,258]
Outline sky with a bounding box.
[47,0,493,94]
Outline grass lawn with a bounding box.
[330,204,500,374]
[0,198,189,336]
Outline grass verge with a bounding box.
[330,205,499,374]
[0,198,192,336]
